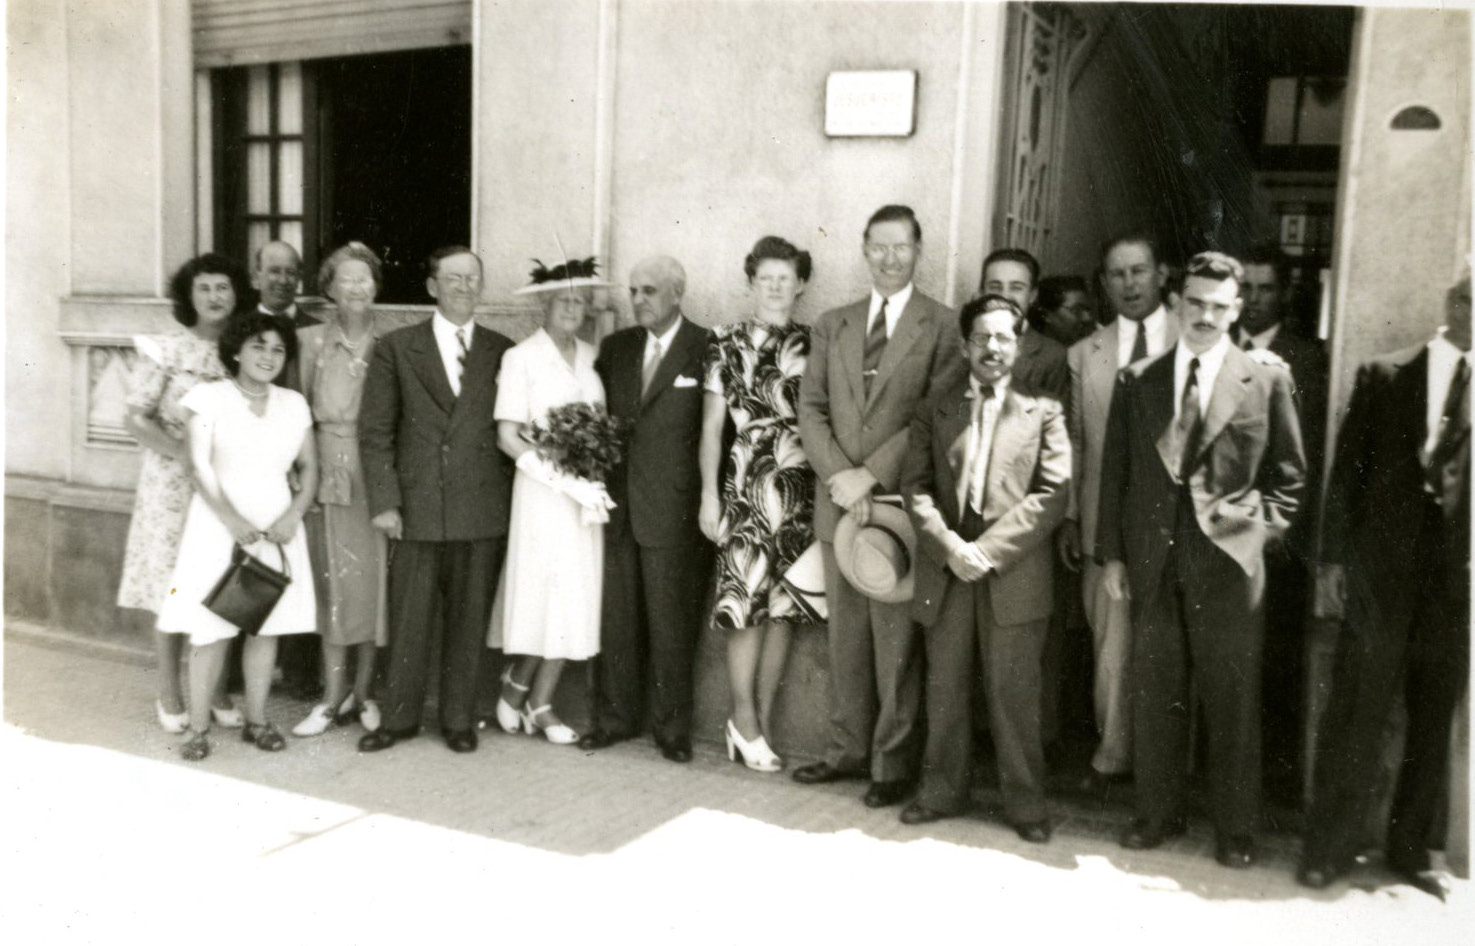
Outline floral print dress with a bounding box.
[115,327,227,614]
[704,321,817,629]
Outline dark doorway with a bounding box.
[317,46,472,304]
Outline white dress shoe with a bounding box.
[358,700,382,733]
[210,705,245,729]
[156,699,188,734]
[292,703,336,737]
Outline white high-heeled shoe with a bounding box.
[496,668,529,734]
[520,705,579,745]
[725,719,783,773]
[210,704,245,729]
[156,699,188,734]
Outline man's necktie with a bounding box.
[1240,332,1256,351]
[863,299,888,396]
[1426,357,1470,493]
[456,326,469,394]
[642,337,664,395]
[1129,322,1148,364]
[1175,357,1203,481]
[966,386,995,514]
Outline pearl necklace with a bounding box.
[232,379,269,400]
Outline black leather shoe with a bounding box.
[357,725,418,753]
[1215,834,1257,869]
[863,780,914,808]
[658,738,693,764]
[444,729,478,753]
[577,728,629,751]
[1394,867,1451,902]
[900,802,949,825]
[1119,816,1188,850]
[1012,820,1053,844]
[792,761,866,785]
[1296,862,1344,890]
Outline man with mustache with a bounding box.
[1096,251,1305,867]
[898,294,1070,839]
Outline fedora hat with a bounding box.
[834,497,915,604]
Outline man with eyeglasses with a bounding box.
[795,204,959,809]
[1096,251,1305,868]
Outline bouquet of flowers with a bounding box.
[517,402,628,525]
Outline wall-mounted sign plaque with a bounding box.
[825,70,917,137]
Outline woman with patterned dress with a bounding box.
[291,243,391,738]
[488,260,613,746]
[698,236,819,772]
[118,254,248,734]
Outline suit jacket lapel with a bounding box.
[935,372,972,522]
[867,296,926,410]
[839,304,867,410]
[407,320,456,416]
[1194,345,1253,460]
[985,388,1036,506]
[641,318,702,409]
[1395,347,1431,461]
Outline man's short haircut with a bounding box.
[253,240,301,272]
[218,310,298,378]
[318,241,384,296]
[982,247,1041,288]
[1036,274,1089,312]
[425,245,482,279]
[168,253,251,327]
[1183,250,1245,288]
[1100,230,1163,269]
[1242,242,1291,287]
[864,204,922,243]
[633,255,687,296]
[959,293,1026,338]
[744,236,813,283]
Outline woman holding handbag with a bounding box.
[155,309,319,761]
[697,236,821,772]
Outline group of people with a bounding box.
[116,203,1468,897]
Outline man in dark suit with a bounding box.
[580,255,713,763]
[1097,251,1305,867]
[794,204,960,808]
[979,247,1068,399]
[356,246,514,754]
[1233,244,1330,808]
[1299,273,1471,900]
[898,295,1070,840]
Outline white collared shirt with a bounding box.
[1116,304,1170,368]
[1173,334,1230,419]
[258,302,299,321]
[1239,322,1282,351]
[431,310,474,396]
[644,316,683,375]
[1425,329,1474,456]
[958,373,1010,516]
[868,283,914,339]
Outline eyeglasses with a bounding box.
[864,242,917,261]
[967,333,1018,348]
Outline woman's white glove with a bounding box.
[515,450,565,489]
[516,451,614,525]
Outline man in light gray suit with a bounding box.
[1059,232,1176,787]
[795,205,961,808]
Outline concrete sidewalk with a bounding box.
[2,628,1469,945]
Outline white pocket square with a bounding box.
[673,375,699,388]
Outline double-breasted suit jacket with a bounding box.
[359,320,514,542]
[593,317,714,745]
[357,317,515,737]
[1013,328,1069,401]
[901,371,1070,819]
[1306,343,1470,873]
[797,287,959,781]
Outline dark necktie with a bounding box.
[1129,322,1148,364]
[1175,357,1203,481]
[863,299,888,395]
[1426,357,1470,492]
[455,326,469,394]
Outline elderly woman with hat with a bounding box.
[487,258,613,745]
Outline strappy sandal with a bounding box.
[520,704,579,745]
[243,722,287,752]
[180,727,211,762]
[496,668,530,734]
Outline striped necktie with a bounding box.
[864,299,888,395]
[456,325,469,394]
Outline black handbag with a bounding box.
[203,543,292,636]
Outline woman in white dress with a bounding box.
[488,262,612,745]
[157,310,319,761]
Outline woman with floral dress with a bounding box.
[698,236,819,772]
[118,254,248,733]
